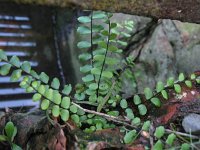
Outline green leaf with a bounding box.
[77,108,85,116]
[99,83,109,91]
[133,95,141,105]
[10,69,22,82]
[44,88,53,100]
[174,84,181,93]
[89,83,98,90]
[32,93,41,102]
[120,99,128,109]
[21,61,31,73]
[107,111,119,117]
[0,64,11,75]
[98,41,107,49]
[5,121,16,141]
[109,33,117,40]
[75,83,85,93]
[142,121,151,131]
[61,97,71,109]
[80,65,92,73]
[10,56,21,67]
[144,87,153,100]
[150,97,161,107]
[51,77,60,90]
[138,104,147,116]
[117,40,127,46]
[156,81,164,93]
[70,104,78,113]
[39,72,49,84]
[31,81,40,89]
[154,126,165,139]
[111,23,117,28]
[92,11,106,19]
[74,93,85,101]
[185,80,192,88]
[190,73,196,80]
[102,71,113,78]
[79,53,91,61]
[77,26,91,34]
[123,130,137,144]
[11,143,22,150]
[77,41,91,49]
[53,91,61,105]
[101,30,109,36]
[60,109,69,121]
[82,74,94,82]
[0,135,7,141]
[78,16,91,23]
[125,108,134,120]
[26,87,34,93]
[38,85,46,95]
[19,81,28,89]
[0,50,8,61]
[153,140,163,150]
[196,78,200,84]
[121,32,131,37]
[93,25,104,32]
[131,117,141,126]
[62,84,72,95]
[71,114,80,124]
[181,143,190,150]
[93,54,105,61]
[41,99,50,110]
[167,77,174,86]
[108,45,118,52]
[52,105,60,117]
[90,94,98,103]
[166,133,176,146]
[105,57,119,65]
[161,90,168,100]
[30,70,39,79]
[178,73,185,81]
[91,67,101,75]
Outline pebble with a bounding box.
[182,113,200,135]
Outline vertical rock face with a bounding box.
[127,18,200,93]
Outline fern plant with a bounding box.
[0,11,199,149]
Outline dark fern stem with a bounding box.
[96,19,111,97]
[90,11,95,81]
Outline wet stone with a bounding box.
[182,113,200,135]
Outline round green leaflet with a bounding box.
[41,99,50,110]
[144,87,153,100]
[123,130,137,144]
[70,104,78,113]
[166,133,176,146]
[153,140,163,150]
[32,93,41,102]
[154,126,165,139]
[133,95,141,105]
[138,104,147,116]
[71,114,80,124]
[0,64,11,75]
[60,109,70,121]
[61,97,70,109]
[52,105,60,117]
[120,99,128,109]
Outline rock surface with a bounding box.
[182,113,200,134]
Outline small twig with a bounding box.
[71,102,136,129]
[166,129,199,139]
